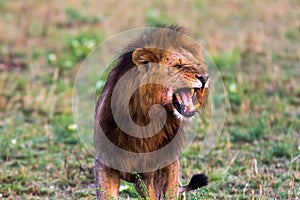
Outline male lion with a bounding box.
[94,26,209,199]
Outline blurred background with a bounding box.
[0,0,299,199]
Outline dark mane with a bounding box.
[123,25,186,53]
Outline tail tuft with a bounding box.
[179,173,208,193]
[188,174,208,190]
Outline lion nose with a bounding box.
[195,73,210,86]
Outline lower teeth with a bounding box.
[174,89,201,114]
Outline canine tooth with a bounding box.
[176,93,182,103]
[204,78,210,88]
[191,88,194,96]
[201,89,205,97]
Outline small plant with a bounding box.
[119,181,139,198]
[47,31,105,70]
[145,10,174,27]
[133,173,150,199]
[65,7,103,25]
[52,114,79,145]
[212,49,242,107]
[270,143,291,159]
[65,8,86,23]
[94,188,116,200]
[194,0,206,11]
[67,32,104,62]
[212,49,241,73]
[0,0,8,10]
[231,118,265,143]
[184,187,210,200]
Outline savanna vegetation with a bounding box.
[0,0,299,199]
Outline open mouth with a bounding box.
[172,87,202,117]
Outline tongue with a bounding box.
[179,91,195,112]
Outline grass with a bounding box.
[0,0,299,199]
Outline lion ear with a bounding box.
[132,48,160,66]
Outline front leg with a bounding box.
[94,159,120,199]
[155,160,180,199]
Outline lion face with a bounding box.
[132,47,210,119]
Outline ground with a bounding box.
[0,0,299,199]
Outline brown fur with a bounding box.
[94,26,209,199]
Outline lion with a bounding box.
[94,26,210,199]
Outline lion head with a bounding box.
[131,45,210,119]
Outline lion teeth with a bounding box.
[176,93,182,103]
[201,89,205,97]
[204,78,210,88]
[191,88,195,96]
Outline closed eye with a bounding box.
[173,63,192,69]
[173,64,182,69]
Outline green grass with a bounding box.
[145,10,174,27]
[0,0,299,199]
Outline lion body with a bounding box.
[94,26,209,199]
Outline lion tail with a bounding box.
[179,173,208,193]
